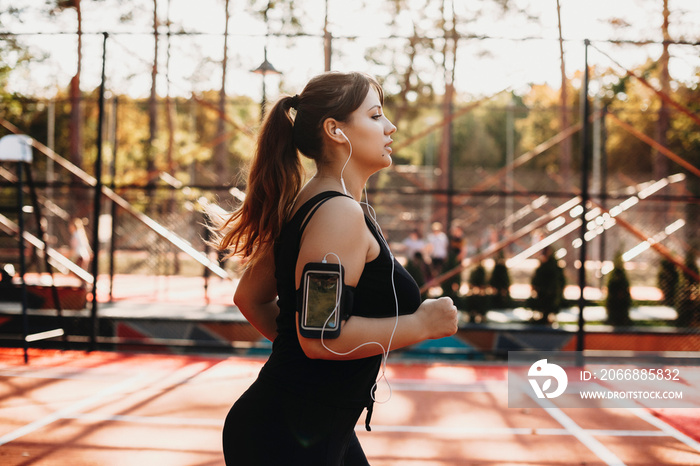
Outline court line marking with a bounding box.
[629,407,700,453]
[0,369,129,381]
[521,377,627,466]
[144,361,217,390]
[2,360,696,462]
[0,360,231,392]
[0,372,149,447]
[392,380,508,393]
[63,413,222,427]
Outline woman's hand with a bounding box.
[299,296,459,360]
[413,296,459,340]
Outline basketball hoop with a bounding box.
[0,134,33,163]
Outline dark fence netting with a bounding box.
[2,150,697,357]
[1,34,698,358]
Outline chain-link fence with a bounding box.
[1,13,699,358]
[2,134,698,357]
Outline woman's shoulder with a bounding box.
[296,193,374,282]
[293,190,361,219]
[294,191,363,236]
[310,193,364,225]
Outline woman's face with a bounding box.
[341,87,396,172]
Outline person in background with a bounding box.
[426,221,449,280]
[402,229,425,259]
[69,218,92,271]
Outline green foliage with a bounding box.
[605,253,632,326]
[515,83,571,174]
[0,7,34,100]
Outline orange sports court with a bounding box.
[2,1,700,464]
[1,271,699,466]
[1,345,699,465]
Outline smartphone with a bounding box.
[299,262,344,339]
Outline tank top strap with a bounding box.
[296,191,350,235]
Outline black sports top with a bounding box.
[259,191,421,423]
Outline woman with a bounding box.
[218,71,458,465]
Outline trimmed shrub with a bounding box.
[605,253,632,326]
[657,258,679,306]
[489,255,512,309]
[527,248,565,324]
[676,251,699,327]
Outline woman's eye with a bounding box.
[372,114,382,120]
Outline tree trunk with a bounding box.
[69,0,83,173]
[654,0,671,182]
[556,0,571,185]
[214,0,230,185]
[165,0,174,174]
[147,0,159,190]
[437,0,456,230]
[323,0,331,71]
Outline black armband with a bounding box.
[296,262,354,339]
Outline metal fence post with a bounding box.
[89,32,108,351]
[576,39,591,355]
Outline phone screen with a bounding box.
[303,271,340,329]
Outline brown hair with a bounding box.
[217,71,384,266]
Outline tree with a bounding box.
[164,0,175,174]
[213,0,232,186]
[654,0,672,183]
[657,258,679,307]
[450,92,526,178]
[368,0,445,128]
[51,0,83,174]
[489,253,512,309]
[147,0,159,190]
[515,83,571,177]
[527,247,565,324]
[600,63,658,176]
[555,0,572,183]
[606,0,676,182]
[605,253,632,326]
[466,262,487,321]
[667,76,700,246]
[0,6,31,96]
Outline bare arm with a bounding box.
[233,247,279,342]
[295,197,458,360]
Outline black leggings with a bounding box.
[222,378,371,465]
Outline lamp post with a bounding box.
[251,46,281,121]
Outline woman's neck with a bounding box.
[310,172,363,200]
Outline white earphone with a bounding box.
[336,128,352,196]
[317,129,399,403]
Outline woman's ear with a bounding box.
[323,118,346,144]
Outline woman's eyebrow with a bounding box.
[367,104,382,112]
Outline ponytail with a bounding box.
[216,71,382,267]
[218,95,302,266]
